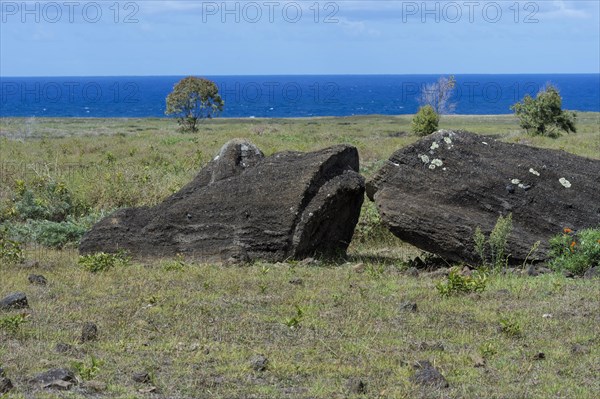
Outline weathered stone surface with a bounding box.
[367,130,600,264]
[80,140,365,262]
[410,360,449,388]
[32,368,76,385]
[0,292,28,310]
[80,322,98,343]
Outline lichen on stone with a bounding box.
[511,179,521,185]
[431,159,443,167]
[444,137,452,145]
[430,142,440,150]
[529,168,540,176]
[559,178,572,188]
[419,154,430,164]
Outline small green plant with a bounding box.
[473,214,513,270]
[499,316,523,338]
[411,105,440,136]
[284,305,304,329]
[162,254,187,271]
[548,227,600,276]
[72,355,104,380]
[436,267,487,297]
[0,313,29,335]
[78,251,130,273]
[0,230,24,264]
[479,341,498,358]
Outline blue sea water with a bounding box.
[0,74,598,118]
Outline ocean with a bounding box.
[0,74,598,118]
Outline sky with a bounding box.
[0,0,599,76]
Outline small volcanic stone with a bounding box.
[32,368,76,385]
[346,378,367,394]
[400,302,418,312]
[55,343,75,354]
[80,322,98,343]
[28,274,48,285]
[289,278,304,285]
[250,355,269,372]
[132,372,151,383]
[584,267,599,279]
[410,361,449,388]
[0,377,13,394]
[0,292,28,310]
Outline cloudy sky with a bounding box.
[1,0,599,76]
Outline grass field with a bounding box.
[1,114,599,398]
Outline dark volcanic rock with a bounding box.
[132,372,151,383]
[367,130,600,264]
[0,376,13,394]
[80,322,98,343]
[28,274,47,285]
[80,140,365,262]
[0,292,28,310]
[32,368,76,385]
[346,378,367,394]
[250,355,269,372]
[410,360,449,388]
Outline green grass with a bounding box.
[0,114,599,398]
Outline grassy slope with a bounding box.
[1,114,599,398]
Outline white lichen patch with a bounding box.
[482,142,488,145]
[518,183,525,189]
[430,142,440,150]
[511,179,521,185]
[429,164,436,170]
[444,137,452,145]
[559,178,572,188]
[431,159,443,167]
[529,168,540,176]
[419,154,430,164]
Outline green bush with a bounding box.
[0,314,29,335]
[4,177,88,223]
[473,214,513,270]
[0,228,24,264]
[436,268,487,297]
[411,105,439,136]
[511,84,577,137]
[548,227,600,276]
[78,251,130,273]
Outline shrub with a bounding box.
[0,313,29,335]
[511,84,577,137]
[411,105,439,136]
[473,214,513,270]
[78,251,130,273]
[436,268,487,297]
[548,227,600,276]
[0,228,24,264]
[165,76,224,132]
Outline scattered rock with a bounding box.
[132,372,151,384]
[533,352,546,360]
[250,355,269,372]
[405,267,419,277]
[299,257,321,266]
[43,379,73,390]
[346,378,367,394]
[55,343,76,354]
[0,376,13,394]
[352,263,366,273]
[527,265,539,277]
[138,386,157,394]
[471,354,486,368]
[563,270,575,278]
[367,130,600,264]
[461,266,472,277]
[584,267,599,279]
[80,141,365,262]
[410,360,449,388]
[418,342,445,352]
[28,274,47,285]
[571,343,591,355]
[0,292,28,310]
[80,322,98,343]
[289,278,304,286]
[400,302,418,312]
[83,380,107,392]
[32,368,76,385]
[22,260,40,268]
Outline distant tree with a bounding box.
[412,105,439,136]
[511,84,576,137]
[165,76,224,132]
[419,75,457,115]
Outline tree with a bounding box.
[165,76,224,132]
[412,105,439,136]
[511,84,576,137]
[419,75,457,115]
